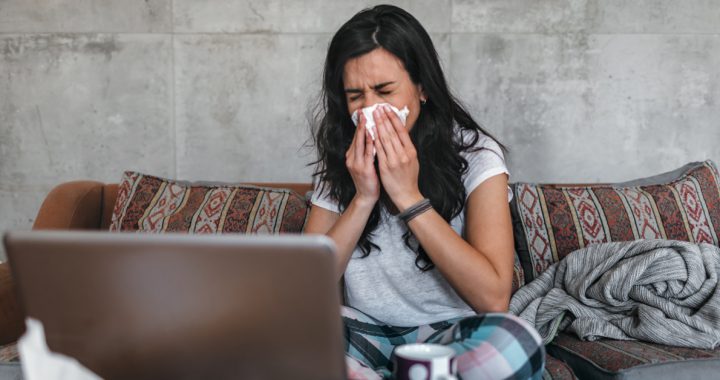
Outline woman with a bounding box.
[305,5,545,379]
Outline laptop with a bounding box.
[4,231,346,380]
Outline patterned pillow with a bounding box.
[109,171,309,234]
[510,160,720,282]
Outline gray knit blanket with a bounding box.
[509,239,720,348]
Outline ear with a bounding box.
[417,83,427,102]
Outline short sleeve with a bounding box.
[461,134,513,203]
[310,178,342,214]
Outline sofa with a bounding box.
[1,161,720,379]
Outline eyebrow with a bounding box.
[344,81,395,94]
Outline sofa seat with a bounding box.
[544,354,578,379]
[548,333,720,380]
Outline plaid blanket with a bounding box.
[342,306,545,379]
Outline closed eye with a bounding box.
[345,81,395,102]
[349,91,391,102]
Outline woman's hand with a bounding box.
[373,105,424,211]
[345,112,380,207]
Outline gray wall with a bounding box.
[1,1,719,259]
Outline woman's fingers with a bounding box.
[365,129,374,162]
[373,111,389,166]
[379,106,408,157]
[374,107,402,165]
[355,113,367,162]
[346,113,362,163]
[383,105,414,151]
[349,112,376,178]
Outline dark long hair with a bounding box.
[309,5,506,271]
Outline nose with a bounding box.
[362,92,383,108]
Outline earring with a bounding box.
[421,99,427,106]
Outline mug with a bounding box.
[393,343,458,380]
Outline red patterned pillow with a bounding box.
[510,161,720,282]
[109,171,309,234]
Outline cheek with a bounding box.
[396,90,421,129]
[347,104,361,119]
[402,102,422,131]
[382,96,415,128]
[404,107,419,131]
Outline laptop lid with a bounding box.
[4,231,346,380]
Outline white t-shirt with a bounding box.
[311,130,512,326]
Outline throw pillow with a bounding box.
[510,160,720,283]
[109,171,309,234]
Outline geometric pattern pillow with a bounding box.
[510,160,720,283]
[109,171,309,234]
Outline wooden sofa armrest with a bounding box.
[0,181,106,345]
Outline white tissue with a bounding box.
[351,103,409,141]
[18,318,101,380]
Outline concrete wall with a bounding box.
[1,1,719,258]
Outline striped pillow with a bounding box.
[510,160,720,282]
[109,171,309,234]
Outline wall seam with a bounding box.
[171,0,177,178]
[448,0,453,72]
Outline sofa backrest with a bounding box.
[99,182,313,231]
[510,160,720,283]
[101,183,119,230]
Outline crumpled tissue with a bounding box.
[351,103,409,141]
[18,318,101,380]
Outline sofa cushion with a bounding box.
[109,171,309,234]
[547,332,720,380]
[543,353,578,380]
[510,160,720,282]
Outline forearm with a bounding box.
[325,197,375,281]
[405,209,513,312]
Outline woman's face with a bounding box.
[343,48,425,131]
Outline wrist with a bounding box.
[395,192,425,212]
[397,198,433,225]
[352,194,378,210]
